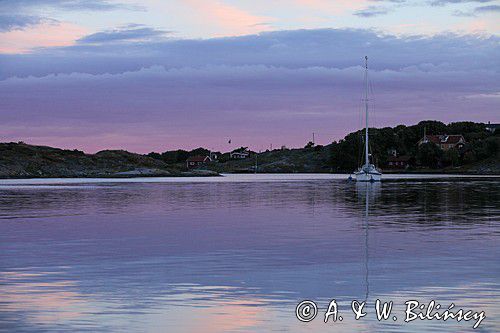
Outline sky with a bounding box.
[0,0,499,153]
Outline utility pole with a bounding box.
[312,132,315,145]
[255,151,259,174]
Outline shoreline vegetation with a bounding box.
[1,121,498,179]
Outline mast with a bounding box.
[364,56,369,167]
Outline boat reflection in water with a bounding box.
[355,181,381,302]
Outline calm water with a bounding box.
[0,174,499,332]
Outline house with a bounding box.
[230,148,250,159]
[418,134,466,151]
[486,122,499,133]
[186,155,211,169]
[230,151,249,159]
[386,155,411,169]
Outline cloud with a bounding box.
[293,0,369,14]
[369,0,406,2]
[0,28,498,152]
[0,0,144,12]
[452,3,500,16]
[2,28,498,77]
[354,6,390,17]
[54,0,144,11]
[77,25,171,44]
[429,0,494,6]
[453,9,476,16]
[354,0,410,18]
[0,15,48,32]
[474,4,500,12]
[180,0,273,36]
[466,92,500,99]
[0,21,87,53]
[0,0,145,34]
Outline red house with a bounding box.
[386,155,411,169]
[186,155,212,169]
[418,134,466,151]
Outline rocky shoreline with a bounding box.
[0,143,219,179]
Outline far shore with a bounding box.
[0,173,499,184]
[1,120,499,178]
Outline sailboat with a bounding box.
[354,56,382,182]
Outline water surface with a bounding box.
[1,175,499,332]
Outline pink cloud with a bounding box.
[182,0,273,36]
[453,18,500,35]
[0,22,87,54]
[295,0,368,14]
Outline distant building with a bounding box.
[418,134,466,151]
[230,151,249,159]
[186,155,211,169]
[230,148,250,159]
[486,122,499,133]
[209,152,218,160]
[386,155,411,169]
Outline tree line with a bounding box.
[329,121,499,171]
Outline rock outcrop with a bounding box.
[0,143,219,178]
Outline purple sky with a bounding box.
[0,1,499,153]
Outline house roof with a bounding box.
[423,134,465,145]
[186,155,209,162]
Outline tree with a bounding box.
[329,132,363,172]
[443,148,459,167]
[484,136,500,156]
[147,152,161,160]
[463,151,476,164]
[189,147,210,157]
[447,121,485,135]
[416,120,447,135]
[417,143,443,168]
[161,149,189,164]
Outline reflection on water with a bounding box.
[0,175,499,332]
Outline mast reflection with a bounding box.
[356,182,381,301]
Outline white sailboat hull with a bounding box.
[355,171,381,182]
